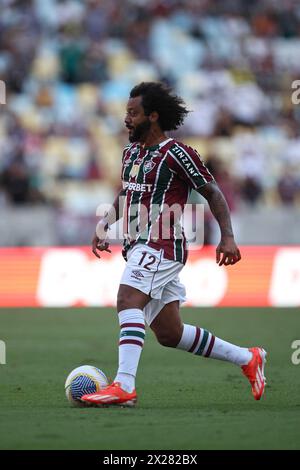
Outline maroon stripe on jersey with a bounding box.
[189,327,201,353]
[119,339,144,347]
[120,322,145,330]
[204,335,215,357]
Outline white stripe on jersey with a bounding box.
[173,223,176,262]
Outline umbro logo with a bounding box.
[131,270,144,280]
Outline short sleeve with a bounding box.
[167,142,214,189]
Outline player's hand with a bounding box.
[216,237,241,266]
[92,233,111,259]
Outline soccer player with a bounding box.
[81,82,267,407]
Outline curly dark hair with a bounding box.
[129,82,189,131]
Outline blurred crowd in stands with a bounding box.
[1,0,300,219]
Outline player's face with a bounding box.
[125,96,151,143]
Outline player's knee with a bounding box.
[117,291,130,312]
[117,286,147,312]
[155,330,181,348]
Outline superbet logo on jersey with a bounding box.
[123,181,152,192]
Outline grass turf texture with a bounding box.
[0,307,299,450]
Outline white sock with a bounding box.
[209,337,252,366]
[176,324,252,366]
[114,308,145,393]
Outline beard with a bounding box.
[128,119,151,143]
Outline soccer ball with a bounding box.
[65,365,109,406]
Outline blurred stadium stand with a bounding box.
[0,0,300,246]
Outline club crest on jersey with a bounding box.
[143,160,156,174]
[129,164,140,179]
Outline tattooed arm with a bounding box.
[197,182,241,266]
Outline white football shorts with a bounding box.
[120,244,186,325]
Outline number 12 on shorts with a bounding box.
[138,251,156,271]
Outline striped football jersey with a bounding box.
[121,137,214,264]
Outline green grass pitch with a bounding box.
[0,307,299,450]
